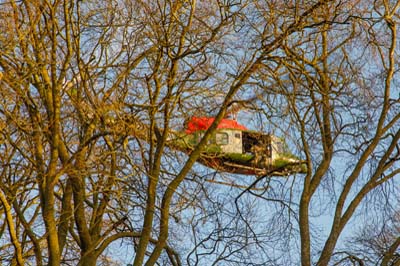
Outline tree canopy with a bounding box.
[0,0,399,265]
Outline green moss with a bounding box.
[170,134,223,154]
[172,134,196,149]
[299,163,308,173]
[273,158,292,168]
[203,144,221,153]
[280,152,299,160]
[225,153,254,163]
[272,158,307,173]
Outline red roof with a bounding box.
[185,117,247,134]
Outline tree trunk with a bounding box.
[78,253,97,266]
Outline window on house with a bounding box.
[216,132,229,145]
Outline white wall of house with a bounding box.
[216,129,242,153]
[269,135,279,161]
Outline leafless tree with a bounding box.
[1,0,399,266]
[234,1,400,265]
[332,211,400,266]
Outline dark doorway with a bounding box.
[242,131,271,158]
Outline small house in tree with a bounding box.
[185,116,247,154]
[181,117,306,176]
